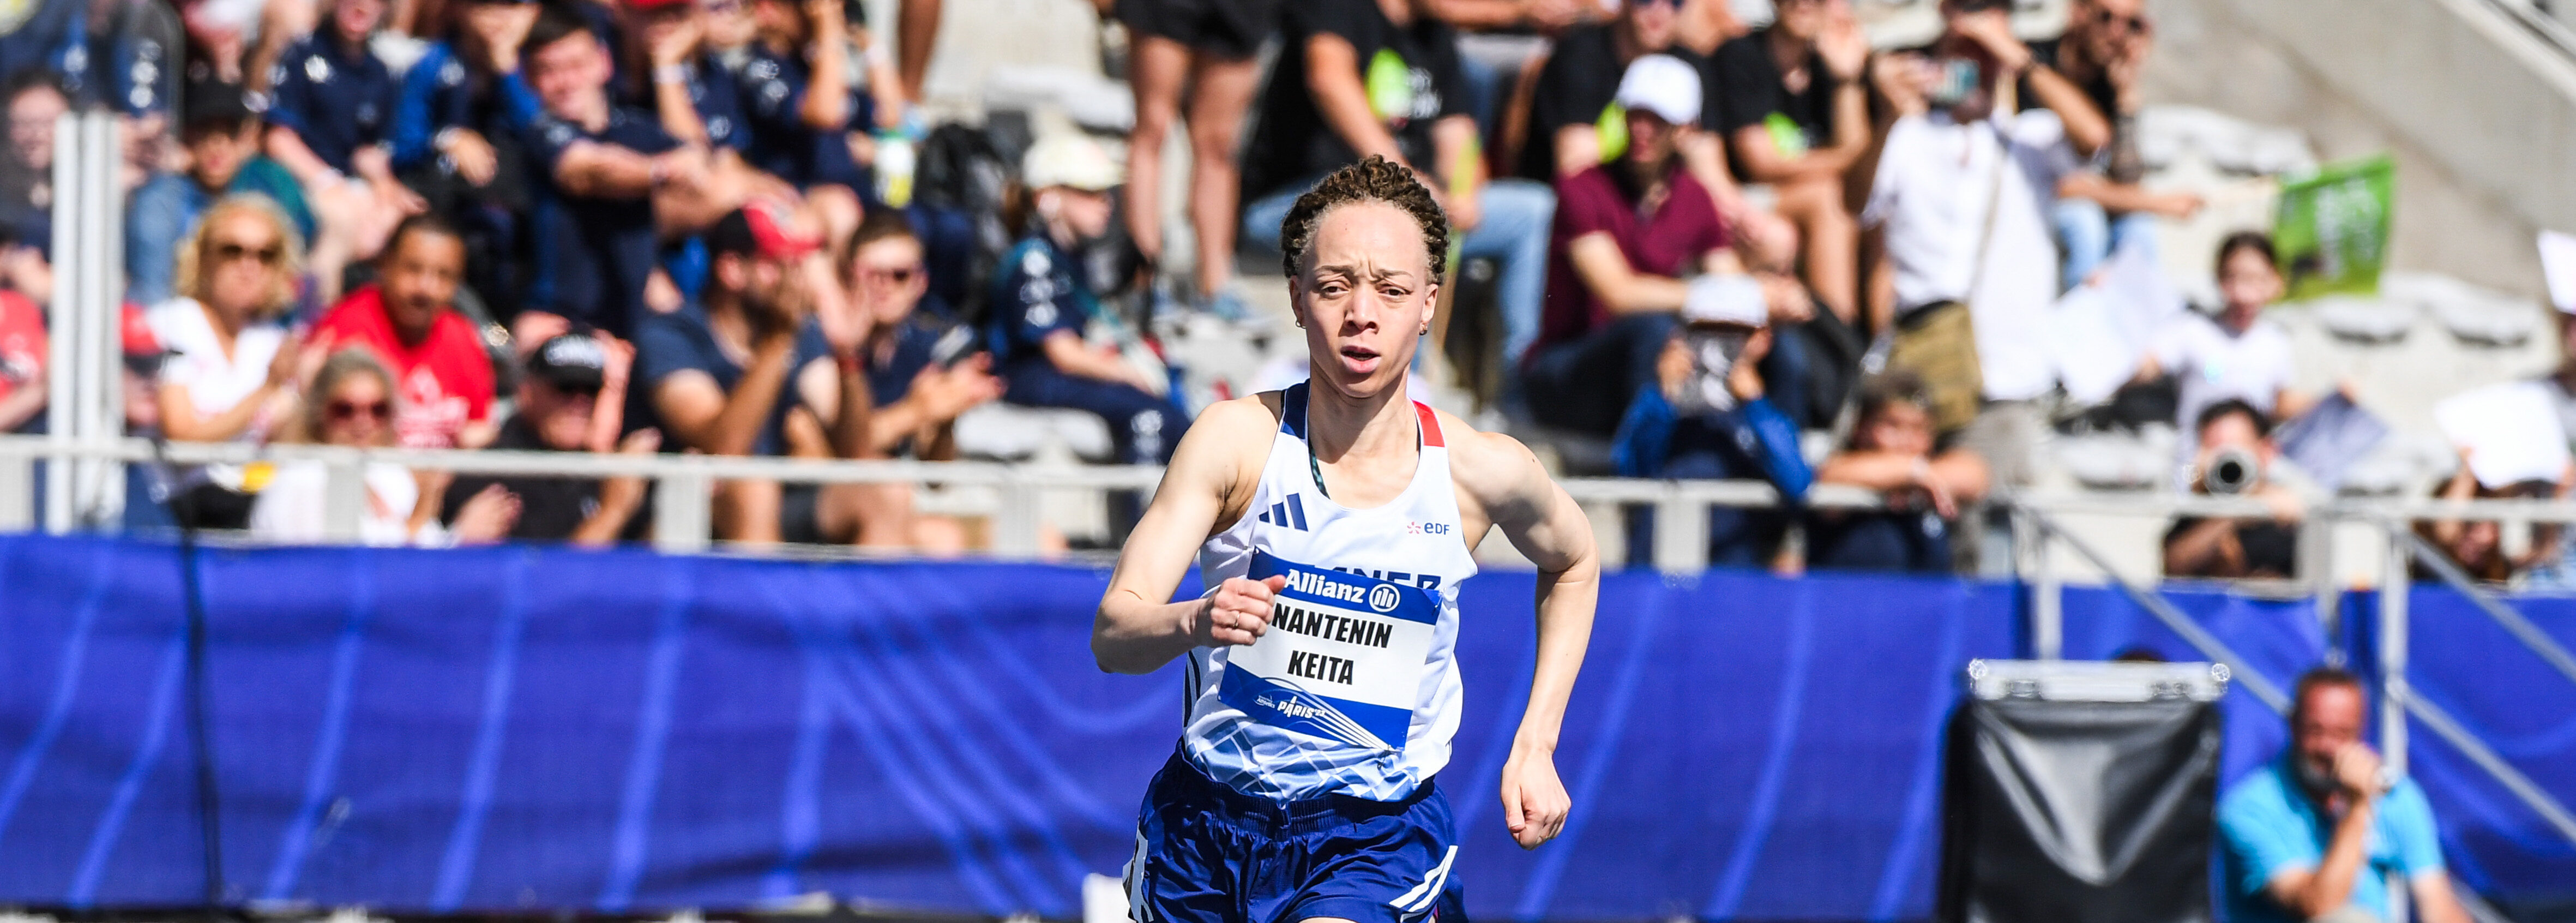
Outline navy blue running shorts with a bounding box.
[1124,749,1465,923]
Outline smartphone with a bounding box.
[1928,58,1981,110]
[929,324,979,368]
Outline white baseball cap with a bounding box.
[1682,274,1768,327]
[1021,132,1124,192]
[1612,54,1703,127]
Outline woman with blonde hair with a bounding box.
[148,193,311,528]
[249,348,519,546]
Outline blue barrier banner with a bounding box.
[2346,589,2576,902]
[0,537,2021,919]
[2,535,2568,916]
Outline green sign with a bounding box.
[2273,153,2395,301]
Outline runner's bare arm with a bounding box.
[1093,397,1289,675]
[1449,415,1599,849]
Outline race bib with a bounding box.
[1218,551,1439,752]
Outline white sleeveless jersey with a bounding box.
[1183,383,1480,802]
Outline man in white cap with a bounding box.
[1524,55,1796,440]
[984,132,1187,468]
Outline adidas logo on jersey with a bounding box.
[1256,493,1311,531]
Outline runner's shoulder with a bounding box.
[1173,393,1285,477]
[1430,407,1552,501]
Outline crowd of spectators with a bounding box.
[0,0,2557,570]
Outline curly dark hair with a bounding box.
[1278,155,1449,278]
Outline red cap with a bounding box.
[119,303,161,357]
[712,197,823,261]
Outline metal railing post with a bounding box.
[2012,504,2062,660]
[654,469,711,553]
[1653,483,1702,575]
[2381,519,2410,776]
[992,481,1042,559]
[321,452,366,543]
[2306,512,2343,666]
[0,452,29,530]
[40,110,77,535]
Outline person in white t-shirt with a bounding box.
[148,194,311,529]
[1859,2,2090,483]
[2135,231,2310,434]
[250,349,520,547]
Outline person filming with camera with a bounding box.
[2163,398,2303,579]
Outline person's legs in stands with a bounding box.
[713,477,784,543]
[1660,415,1779,567]
[2054,196,2111,291]
[1124,34,1188,272]
[1522,311,1678,436]
[1773,172,1856,322]
[2107,208,2160,266]
[815,481,918,548]
[1004,365,1190,465]
[1456,178,1556,367]
[1185,51,1262,308]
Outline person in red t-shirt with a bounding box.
[0,288,45,433]
[310,214,498,448]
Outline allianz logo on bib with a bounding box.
[1282,568,1370,606]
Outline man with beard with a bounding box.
[2217,668,2469,923]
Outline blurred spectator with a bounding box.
[393,0,540,308]
[250,349,520,545]
[2416,468,2558,584]
[309,215,499,449]
[1525,56,1743,437]
[517,8,712,339]
[267,0,424,293]
[1861,1,2097,483]
[0,285,40,433]
[2218,668,2471,923]
[736,0,870,241]
[637,200,875,543]
[838,208,999,460]
[616,0,753,152]
[2035,0,2201,289]
[1117,0,1273,319]
[1808,372,1988,572]
[2135,232,2307,433]
[1241,0,1557,368]
[1517,0,1687,181]
[151,194,309,529]
[0,75,64,249]
[1610,272,1805,568]
[130,81,317,308]
[1706,0,1868,321]
[443,333,663,544]
[2163,399,2303,579]
[989,133,1184,466]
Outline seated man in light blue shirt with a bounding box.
[2218,668,2471,923]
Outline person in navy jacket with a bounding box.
[266,0,420,296]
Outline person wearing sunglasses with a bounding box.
[130,81,318,308]
[442,333,665,544]
[249,349,521,546]
[2026,0,2202,289]
[148,195,311,530]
